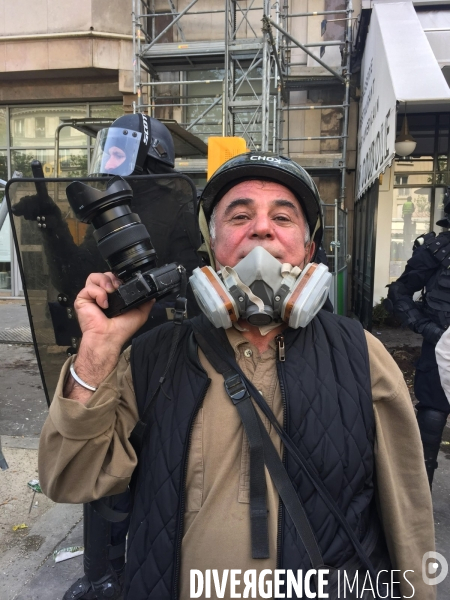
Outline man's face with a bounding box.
[104,146,126,171]
[211,180,315,269]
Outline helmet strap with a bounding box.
[199,202,216,267]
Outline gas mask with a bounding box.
[190,246,332,330]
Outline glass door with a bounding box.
[352,180,379,330]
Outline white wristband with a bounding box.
[70,363,98,392]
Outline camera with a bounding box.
[66,176,183,318]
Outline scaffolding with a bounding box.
[132,0,280,151]
[133,1,353,189]
[132,0,354,310]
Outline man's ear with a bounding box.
[307,241,316,262]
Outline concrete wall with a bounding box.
[0,0,134,100]
[0,0,132,36]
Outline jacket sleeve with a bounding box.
[386,244,443,345]
[365,332,436,600]
[38,347,139,504]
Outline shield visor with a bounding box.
[90,128,142,176]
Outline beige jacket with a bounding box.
[39,328,435,599]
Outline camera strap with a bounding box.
[190,317,380,585]
[191,320,324,569]
[223,369,270,559]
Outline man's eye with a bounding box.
[232,214,250,220]
[274,215,290,222]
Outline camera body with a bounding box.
[102,263,182,318]
[66,176,182,317]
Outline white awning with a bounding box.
[356,2,450,199]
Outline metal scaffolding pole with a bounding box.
[261,0,271,151]
[339,0,353,206]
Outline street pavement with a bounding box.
[0,301,449,599]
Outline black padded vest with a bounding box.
[126,311,376,599]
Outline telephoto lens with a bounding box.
[66,176,183,317]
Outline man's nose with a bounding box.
[104,156,117,169]
[250,215,274,238]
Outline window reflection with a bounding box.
[11,149,55,177]
[0,150,10,288]
[394,157,433,172]
[0,109,6,147]
[90,104,124,120]
[389,187,431,281]
[434,188,447,232]
[11,148,88,177]
[0,103,123,294]
[10,106,88,148]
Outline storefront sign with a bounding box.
[356,8,396,199]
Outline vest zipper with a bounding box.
[275,337,287,569]
[275,334,286,362]
[172,378,211,599]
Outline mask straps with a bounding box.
[198,203,216,268]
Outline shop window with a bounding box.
[58,149,88,177]
[389,188,431,281]
[2,102,124,296]
[35,117,45,138]
[388,112,449,281]
[434,188,447,230]
[90,104,123,120]
[11,149,54,177]
[10,106,88,148]
[0,108,7,147]
[14,119,24,138]
[0,151,10,289]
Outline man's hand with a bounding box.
[75,272,153,346]
[65,272,154,403]
[421,321,444,346]
[12,194,60,221]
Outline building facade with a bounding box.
[0,0,135,295]
[1,0,361,308]
[352,0,450,328]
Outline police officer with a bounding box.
[386,186,450,488]
[61,114,201,600]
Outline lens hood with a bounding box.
[66,177,133,223]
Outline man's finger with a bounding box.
[85,272,120,293]
[76,282,110,309]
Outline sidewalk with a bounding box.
[0,301,83,600]
[0,302,449,598]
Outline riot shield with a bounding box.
[5,173,202,405]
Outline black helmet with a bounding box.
[436,186,450,228]
[90,114,175,176]
[200,152,323,249]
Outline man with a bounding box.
[39,153,434,599]
[386,186,450,488]
[90,113,176,177]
